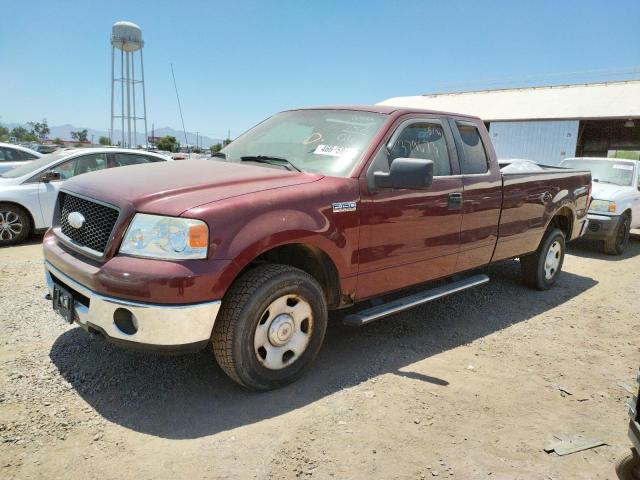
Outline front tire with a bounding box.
[212,264,327,390]
[616,449,640,480]
[603,214,630,255]
[520,228,566,290]
[0,203,31,246]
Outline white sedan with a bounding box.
[0,148,171,245]
[0,142,42,174]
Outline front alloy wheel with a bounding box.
[0,204,30,246]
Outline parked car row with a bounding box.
[0,148,170,245]
[1,105,635,392]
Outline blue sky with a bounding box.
[2,0,639,139]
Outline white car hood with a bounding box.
[0,177,23,188]
[590,182,629,200]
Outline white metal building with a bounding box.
[378,80,640,164]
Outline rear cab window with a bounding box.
[452,120,489,175]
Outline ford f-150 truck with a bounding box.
[43,106,591,390]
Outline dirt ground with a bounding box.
[0,236,639,480]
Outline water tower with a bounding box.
[110,21,148,148]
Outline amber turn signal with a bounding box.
[188,223,209,248]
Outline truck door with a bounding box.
[448,119,502,271]
[357,117,463,300]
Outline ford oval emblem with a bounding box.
[67,211,85,229]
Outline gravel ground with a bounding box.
[0,236,639,479]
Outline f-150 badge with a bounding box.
[332,202,357,213]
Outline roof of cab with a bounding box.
[286,104,482,121]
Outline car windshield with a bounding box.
[220,110,387,177]
[1,153,66,178]
[561,159,635,186]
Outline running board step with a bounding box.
[342,274,490,326]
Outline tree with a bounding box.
[156,135,179,152]
[70,129,89,142]
[98,136,111,146]
[10,126,37,142]
[0,126,8,142]
[210,143,223,154]
[28,119,50,141]
[223,138,232,147]
[53,137,64,147]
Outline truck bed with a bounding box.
[492,166,591,262]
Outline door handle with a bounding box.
[448,192,463,210]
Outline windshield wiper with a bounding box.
[593,178,619,185]
[240,155,302,172]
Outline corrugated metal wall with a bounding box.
[488,120,579,165]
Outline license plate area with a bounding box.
[52,283,75,324]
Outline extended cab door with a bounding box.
[356,116,464,300]
[448,119,502,271]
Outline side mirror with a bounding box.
[40,170,61,183]
[373,158,434,190]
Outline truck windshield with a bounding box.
[561,159,635,186]
[220,110,387,177]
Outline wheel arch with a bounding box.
[230,242,343,309]
[545,206,574,241]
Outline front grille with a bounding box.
[59,192,119,254]
[588,222,600,233]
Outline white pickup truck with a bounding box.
[560,157,640,255]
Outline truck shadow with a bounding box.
[49,261,597,440]
[567,234,640,261]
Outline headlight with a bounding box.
[119,213,209,260]
[589,199,616,213]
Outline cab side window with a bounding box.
[0,148,15,162]
[456,122,489,175]
[39,153,108,181]
[388,123,452,176]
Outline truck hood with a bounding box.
[591,182,633,200]
[63,160,324,216]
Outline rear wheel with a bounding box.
[616,449,640,480]
[212,264,327,390]
[520,228,566,290]
[603,214,630,255]
[0,203,31,246]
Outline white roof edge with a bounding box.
[378,80,640,121]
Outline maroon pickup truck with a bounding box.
[43,106,591,389]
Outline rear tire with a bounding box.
[520,228,565,290]
[603,214,630,255]
[616,449,640,480]
[0,203,31,246]
[212,264,327,390]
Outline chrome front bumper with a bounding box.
[45,262,221,352]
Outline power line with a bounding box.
[170,63,189,155]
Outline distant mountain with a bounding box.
[1,122,223,148]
